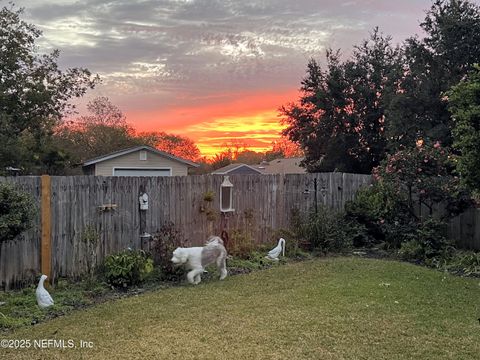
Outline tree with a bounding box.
[282,29,402,173]
[54,97,141,171]
[447,65,480,195]
[137,132,201,162]
[80,96,127,127]
[209,149,234,171]
[55,98,202,173]
[265,138,303,161]
[236,150,264,165]
[386,0,480,150]
[55,122,140,170]
[0,5,98,174]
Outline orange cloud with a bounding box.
[127,88,298,157]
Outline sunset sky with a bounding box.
[9,0,440,157]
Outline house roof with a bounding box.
[211,163,264,175]
[83,145,199,167]
[257,157,306,174]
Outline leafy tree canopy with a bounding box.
[447,64,480,195]
[282,0,480,174]
[0,5,98,174]
[137,131,201,162]
[54,97,141,172]
[282,29,402,173]
[386,0,480,150]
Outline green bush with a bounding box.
[398,240,424,261]
[346,142,472,254]
[398,217,452,263]
[345,182,412,247]
[444,251,480,276]
[0,182,36,243]
[228,229,257,259]
[150,222,185,281]
[297,206,354,252]
[103,249,154,288]
[416,217,451,259]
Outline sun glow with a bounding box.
[126,89,297,158]
[185,110,287,157]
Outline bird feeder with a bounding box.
[220,176,234,213]
[139,192,149,211]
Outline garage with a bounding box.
[113,168,172,177]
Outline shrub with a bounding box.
[228,229,256,259]
[81,225,99,279]
[103,249,153,288]
[345,182,414,248]
[347,142,471,253]
[382,220,418,250]
[398,217,452,263]
[227,251,281,274]
[203,190,215,202]
[444,251,480,276]
[374,142,471,219]
[0,182,36,243]
[297,206,353,252]
[270,227,312,260]
[398,240,424,261]
[150,222,186,281]
[415,217,451,259]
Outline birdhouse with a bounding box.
[220,176,234,213]
[139,192,149,211]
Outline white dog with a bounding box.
[171,236,228,284]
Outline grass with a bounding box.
[1,257,480,359]
[0,279,99,330]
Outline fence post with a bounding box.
[41,175,52,283]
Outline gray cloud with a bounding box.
[4,0,438,113]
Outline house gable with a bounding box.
[259,157,306,174]
[89,149,190,176]
[212,163,264,175]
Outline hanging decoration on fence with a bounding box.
[98,204,117,212]
[139,192,149,211]
[220,176,234,213]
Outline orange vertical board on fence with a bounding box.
[41,175,52,282]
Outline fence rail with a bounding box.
[1,172,478,290]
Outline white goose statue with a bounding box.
[266,238,286,261]
[36,274,54,309]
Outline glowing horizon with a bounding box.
[125,89,297,158]
[185,109,287,157]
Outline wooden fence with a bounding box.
[1,172,479,290]
[0,173,371,289]
[448,208,480,250]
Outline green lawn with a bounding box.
[2,257,479,359]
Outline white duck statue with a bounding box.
[266,238,286,261]
[36,274,54,309]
